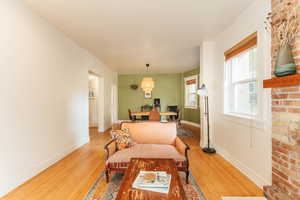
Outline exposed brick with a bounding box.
[282,100,300,106]
[272,107,287,112]
[265,0,300,198]
[272,94,288,99]
[272,138,281,146]
[273,167,289,180]
[288,108,300,113]
[289,93,300,99]
[293,50,300,57]
[272,101,280,106]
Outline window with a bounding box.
[224,33,258,117]
[184,75,198,109]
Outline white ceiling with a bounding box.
[24,0,253,74]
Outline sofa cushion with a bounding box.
[121,122,177,145]
[106,144,186,169]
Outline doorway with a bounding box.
[88,73,99,129]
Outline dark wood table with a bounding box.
[116,158,187,200]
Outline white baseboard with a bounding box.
[217,146,269,188]
[181,120,201,128]
[0,139,88,198]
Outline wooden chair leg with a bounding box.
[186,170,189,184]
[105,169,110,183]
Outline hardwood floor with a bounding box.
[2,124,263,200]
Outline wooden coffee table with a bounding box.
[116,158,187,200]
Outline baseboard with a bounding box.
[217,146,270,188]
[181,120,201,128]
[0,139,88,197]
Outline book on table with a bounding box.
[132,171,172,194]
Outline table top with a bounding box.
[116,158,187,200]
[131,111,177,116]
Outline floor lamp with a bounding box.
[197,84,216,154]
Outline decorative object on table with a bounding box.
[132,171,172,194]
[265,1,299,77]
[83,171,206,200]
[197,84,216,154]
[130,84,138,90]
[141,64,155,94]
[149,108,161,121]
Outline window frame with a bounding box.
[184,75,198,109]
[223,33,260,119]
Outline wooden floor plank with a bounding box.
[1,124,263,200]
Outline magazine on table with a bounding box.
[132,171,172,194]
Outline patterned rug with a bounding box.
[177,126,194,137]
[84,171,206,200]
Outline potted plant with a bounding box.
[265,2,300,77]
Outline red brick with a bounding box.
[272,107,287,112]
[272,101,280,106]
[289,93,300,99]
[272,94,288,99]
[273,167,289,180]
[288,108,300,113]
[272,138,281,146]
[273,146,289,155]
[293,50,300,57]
[290,159,296,165]
[282,100,300,106]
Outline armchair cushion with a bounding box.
[106,144,186,170]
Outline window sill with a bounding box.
[222,113,264,130]
[184,106,198,110]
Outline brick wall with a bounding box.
[264,0,300,199]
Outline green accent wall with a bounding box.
[181,68,200,124]
[118,74,182,120]
[118,67,200,124]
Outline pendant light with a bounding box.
[141,64,154,92]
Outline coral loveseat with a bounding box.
[104,122,190,183]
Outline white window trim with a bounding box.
[184,75,198,109]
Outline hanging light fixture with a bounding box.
[141,64,155,92]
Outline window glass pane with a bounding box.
[231,48,256,83]
[234,81,257,115]
[188,93,197,107]
[185,78,197,108]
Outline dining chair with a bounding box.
[128,109,136,121]
[141,104,152,120]
[167,105,178,121]
[149,108,160,121]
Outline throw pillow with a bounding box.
[111,128,135,150]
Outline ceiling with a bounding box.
[24,0,253,74]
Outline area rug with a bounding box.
[84,171,206,200]
[177,126,194,137]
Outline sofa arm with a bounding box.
[104,138,117,161]
[175,137,190,157]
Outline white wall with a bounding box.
[199,0,272,187]
[0,0,117,197]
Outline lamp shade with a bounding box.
[197,84,208,96]
[141,77,155,92]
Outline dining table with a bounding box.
[131,111,177,117]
